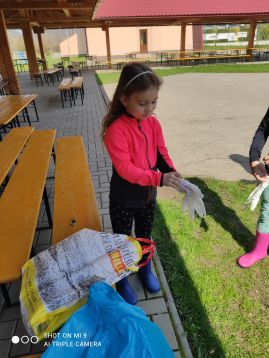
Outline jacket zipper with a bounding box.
[137,119,152,204]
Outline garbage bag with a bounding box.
[20,229,143,340]
[42,282,174,358]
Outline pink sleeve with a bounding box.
[104,125,162,187]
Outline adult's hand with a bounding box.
[251,161,268,182]
[163,171,182,190]
[263,154,269,167]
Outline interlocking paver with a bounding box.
[0,69,191,357]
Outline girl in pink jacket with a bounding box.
[102,62,182,304]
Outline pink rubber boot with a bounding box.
[238,231,269,268]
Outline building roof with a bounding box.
[94,0,269,19]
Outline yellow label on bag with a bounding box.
[20,259,86,340]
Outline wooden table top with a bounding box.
[0,94,38,126]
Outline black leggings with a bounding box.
[109,201,155,261]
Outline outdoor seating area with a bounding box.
[1,0,269,357]
[0,127,101,308]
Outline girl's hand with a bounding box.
[163,172,182,190]
[251,161,268,182]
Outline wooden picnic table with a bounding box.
[0,128,101,307]
[0,95,39,135]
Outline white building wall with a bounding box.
[86,25,194,57]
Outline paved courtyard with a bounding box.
[104,72,269,182]
[0,71,189,357]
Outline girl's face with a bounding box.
[121,86,159,121]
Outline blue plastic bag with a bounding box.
[42,282,174,358]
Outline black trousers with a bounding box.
[109,201,156,262]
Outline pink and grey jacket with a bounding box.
[104,113,176,208]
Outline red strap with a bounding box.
[135,237,155,268]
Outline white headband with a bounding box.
[123,71,153,92]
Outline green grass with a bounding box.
[96,63,269,85]
[153,178,269,357]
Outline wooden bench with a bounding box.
[58,78,73,107]
[0,129,56,306]
[70,76,84,105]
[68,63,81,79]
[52,136,102,245]
[169,54,251,66]
[0,127,34,186]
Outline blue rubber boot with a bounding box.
[138,261,160,293]
[115,277,137,305]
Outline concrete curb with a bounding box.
[153,251,193,358]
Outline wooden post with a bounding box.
[247,20,257,60]
[22,22,39,77]
[36,31,48,70]
[180,23,186,60]
[103,26,112,69]
[0,10,20,94]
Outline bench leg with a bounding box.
[60,91,65,108]
[1,284,12,307]
[23,108,32,126]
[80,88,83,105]
[43,187,53,228]
[32,99,40,122]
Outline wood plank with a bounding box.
[0,94,38,126]
[0,127,34,186]
[52,136,102,245]
[0,129,56,283]
[58,78,72,90]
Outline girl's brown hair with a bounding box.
[101,62,162,140]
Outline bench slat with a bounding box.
[52,136,102,245]
[0,129,56,283]
[0,127,34,186]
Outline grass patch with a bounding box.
[153,178,269,357]
[96,63,269,85]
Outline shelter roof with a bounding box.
[94,0,269,18]
[94,0,269,25]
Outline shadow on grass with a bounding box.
[191,177,255,252]
[153,204,226,358]
[154,177,257,356]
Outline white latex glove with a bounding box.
[178,179,206,220]
[246,176,269,211]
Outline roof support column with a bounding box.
[247,20,257,60]
[180,23,186,61]
[102,25,112,69]
[34,27,47,71]
[0,10,20,94]
[22,22,39,77]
